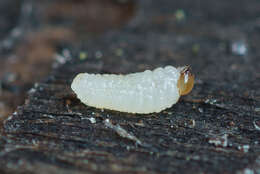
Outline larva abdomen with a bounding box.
[71,66,194,114]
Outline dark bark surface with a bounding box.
[1,0,260,174]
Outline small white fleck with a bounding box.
[190,119,196,128]
[237,168,254,174]
[105,119,110,123]
[253,120,260,131]
[32,139,38,145]
[88,117,96,124]
[208,134,228,147]
[53,49,71,68]
[231,40,248,56]
[198,108,203,113]
[205,99,217,105]
[6,115,13,121]
[104,119,142,145]
[255,108,260,112]
[238,145,250,153]
[54,54,67,64]
[126,146,131,150]
[28,88,36,94]
[184,73,189,83]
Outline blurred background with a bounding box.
[0,0,136,120]
[0,0,259,121]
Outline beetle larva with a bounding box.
[71,65,194,114]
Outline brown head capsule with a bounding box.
[177,66,194,96]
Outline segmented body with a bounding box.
[71,66,185,114]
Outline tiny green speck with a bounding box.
[79,52,88,60]
[175,9,186,22]
[115,48,124,57]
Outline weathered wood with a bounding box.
[1,0,260,173]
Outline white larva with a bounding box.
[71,65,194,114]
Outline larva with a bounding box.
[71,66,194,114]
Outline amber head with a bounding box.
[177,66,194,96]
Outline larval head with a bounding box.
[177,66,194,96]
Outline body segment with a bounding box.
[71,66,194,114]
